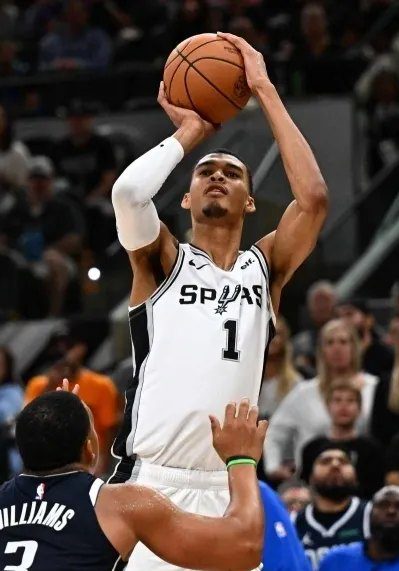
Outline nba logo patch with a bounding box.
[35,483,45,500]
[274,521,287,538]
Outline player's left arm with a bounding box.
[218,33,328,312]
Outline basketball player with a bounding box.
[0,388,267,571]
[111,32,328,570]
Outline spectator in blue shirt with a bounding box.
[319,486,399,571]
[39,0,111,71]
[259,480,311,571]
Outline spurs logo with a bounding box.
[215,285,241,315]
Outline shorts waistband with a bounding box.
[133,460,229,490]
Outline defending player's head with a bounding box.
[16,391,98,474]
[182,149,255,224]
[370,486,399,555]
[309,447,358,501]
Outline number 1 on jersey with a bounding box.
[222,319,240,361]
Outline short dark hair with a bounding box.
[16,392,90,471]
[326,382,362,406]
[198,148,254,195]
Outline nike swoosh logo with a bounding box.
[189,260,209,270]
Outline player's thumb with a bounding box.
[257,419,268,442]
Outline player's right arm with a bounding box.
[97,400,267,570]
[112,82,216,306]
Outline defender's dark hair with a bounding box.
[197,148,254,195]
[16,391,90,471]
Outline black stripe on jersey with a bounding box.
[250,245,270,281]
[152,247,185,305]
[111,304,150,469]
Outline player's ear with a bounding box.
[181,193,191,210]
[82,437,98,473]
[245,195,256,214]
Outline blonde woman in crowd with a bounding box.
[258,316,302,419]
[263,318,378,482]
[371,314,399,444]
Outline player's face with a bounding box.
[321,328,353,372]
[182,154,255,223]
[311,450,356,488]
[327,390,360,428]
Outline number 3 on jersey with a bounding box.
[222,320,240,361]
[4,541,38,571]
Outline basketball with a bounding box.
[163,33,251,125]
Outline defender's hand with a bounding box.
[157,81,217,137]
[56,378,80,395]
[217,32,270,93]
[210,399,268,463]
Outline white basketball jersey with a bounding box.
[118,243,276,471]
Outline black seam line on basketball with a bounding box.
[167,38,228,98]
[167,38,224,70]
[164,37,192,70]
[177,50,242,111]
[191,56,244,71]
[183,65,206,119]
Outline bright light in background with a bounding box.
[88,267,101,281]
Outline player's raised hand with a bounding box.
[56,378,80,395]
[210,398,268,463]
[216,32,270,93]
[157,81,218,137]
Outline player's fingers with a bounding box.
[61,378,69,391]
[72,383,80,395]
[157,81,167,105]
[209,415,221,439]
[257,419,269,441]
[248,404,259,425]
[224,402,236,425]
[217,31,251,52]
[237,398,250,420]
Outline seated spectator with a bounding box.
[301,383,384,499]
[0,346,23,482]
[319,486,399,571]
[24,355,119,476]
[259,316,302,420]
[365,69,399,177]
[293,281,337,376]
[371,315,399,445]
[0,105,30,189]
[53,99,117,252]
[386,434,399,486]
[337,298,394,378]
[264,319,378,483]
[278,479,312,515]
[259,480,312,571]
[39,0,112,71]
[23,0,63,42]
[289,3,345,95]
[17,156,85,316]
[294,447,370,571]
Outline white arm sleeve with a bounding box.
[112,136,184,251]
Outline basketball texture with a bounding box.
[163,33,251,124]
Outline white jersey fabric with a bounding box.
[113,242,276,472]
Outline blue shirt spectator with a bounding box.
[259,480,311,571]
[39,0,111,71]
[319,543,399,571]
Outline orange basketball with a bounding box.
[163,33,251,125]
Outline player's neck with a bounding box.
[329,424,357,440]
[23,462,87,477]
[191,224,242,270]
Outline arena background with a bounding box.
[1,0,399,495]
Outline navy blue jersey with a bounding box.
[294,497,371,571]
[0,471,123,571]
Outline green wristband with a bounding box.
[227,458,257,470]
